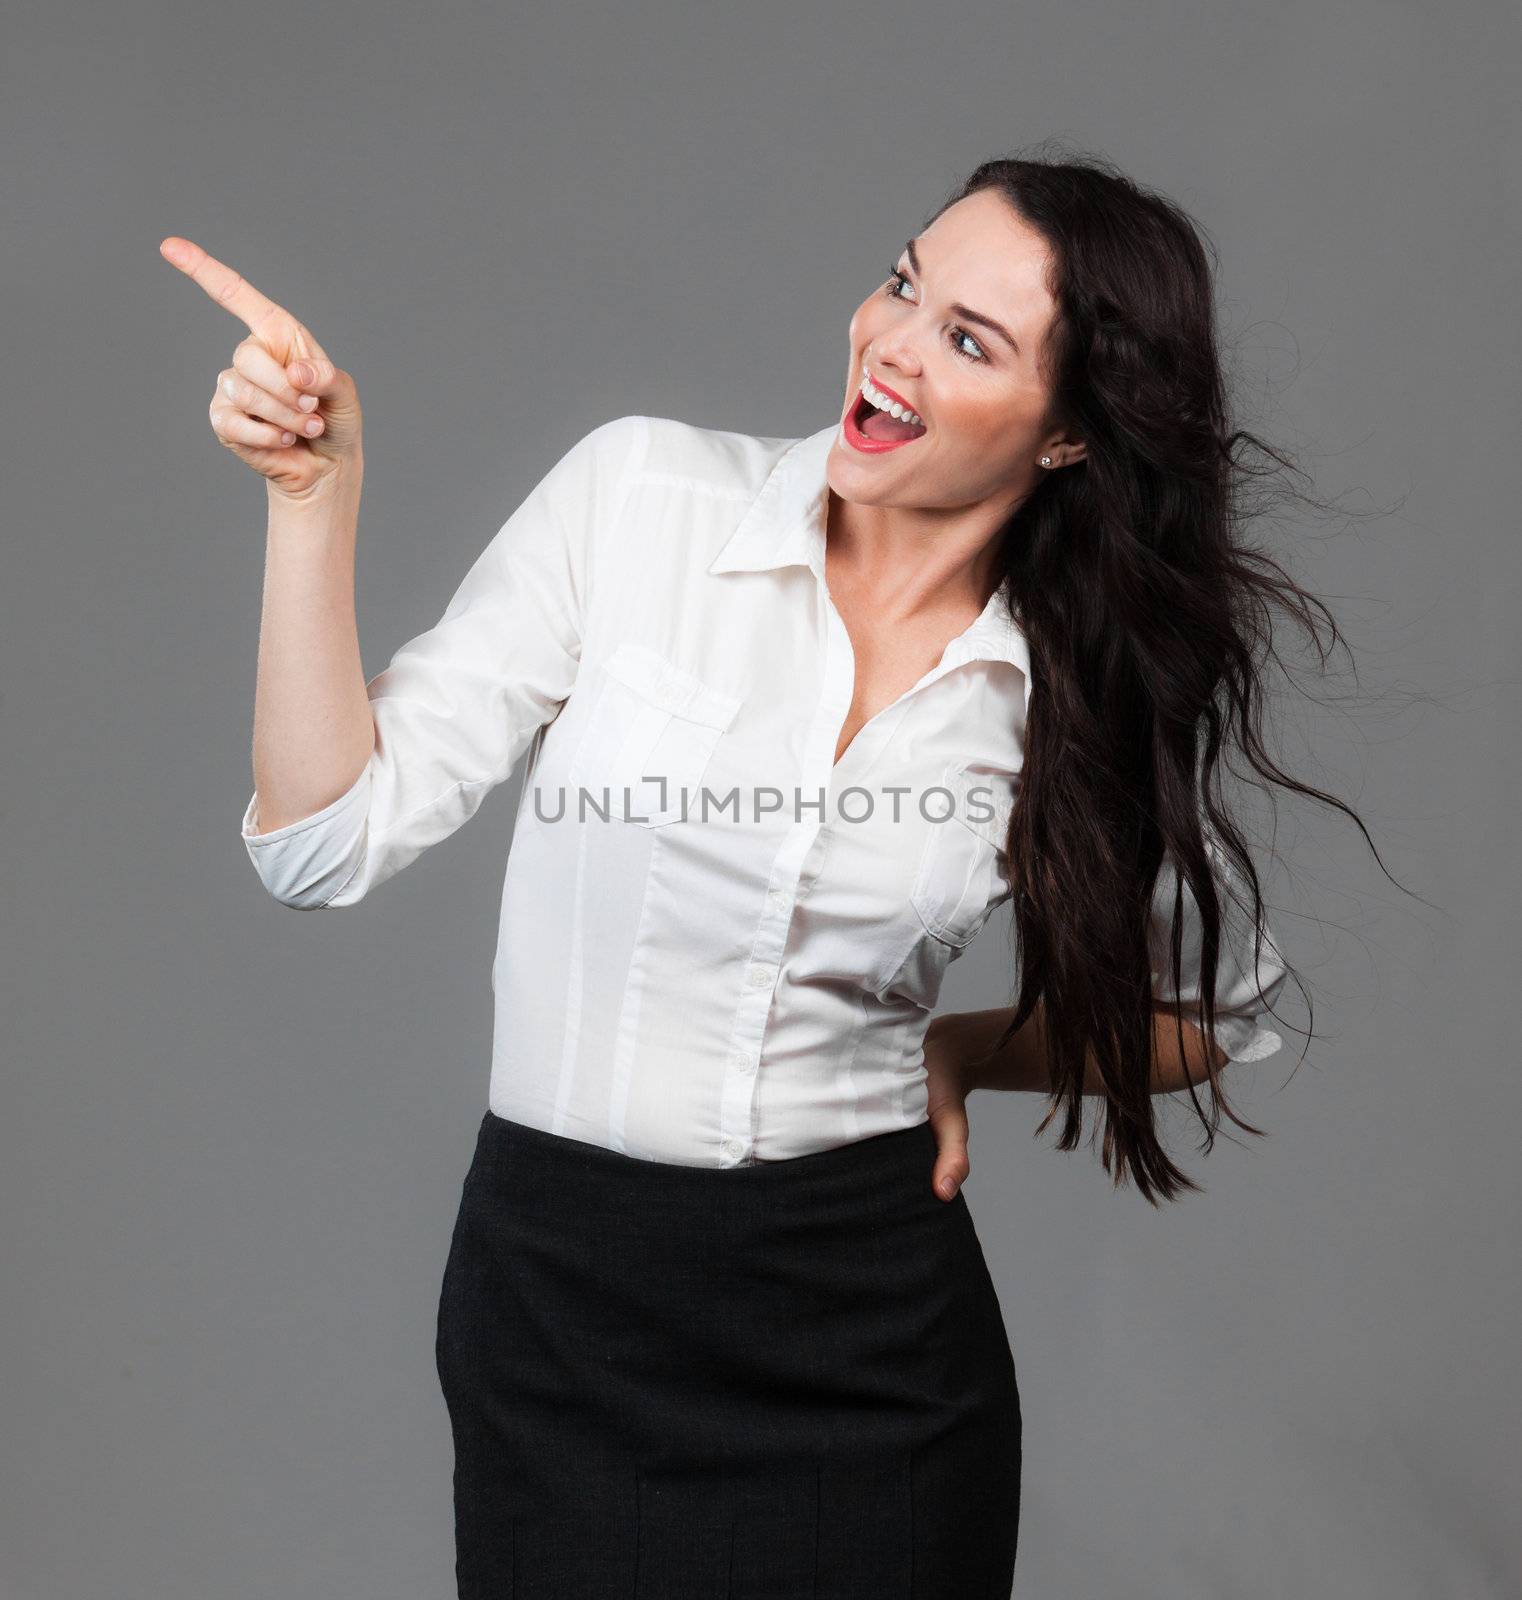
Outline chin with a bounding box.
[825,440,893,503]
[829,430,923,492]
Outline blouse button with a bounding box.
[721,1136,745,1160]
[747,964,773,989]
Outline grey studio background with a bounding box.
[3,2,1517,1597]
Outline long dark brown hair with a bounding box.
[942,144,1409,1203]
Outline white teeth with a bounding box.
[857,372,923,428]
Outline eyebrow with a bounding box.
[903,237,1020,357]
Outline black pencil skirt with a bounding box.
[435,1109,1022,1598]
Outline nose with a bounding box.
[865,327,922,380]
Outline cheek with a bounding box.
[847,297,883,351]
[952,387,1038,449]
[936,394,1034,479]
[937,394,1003,446]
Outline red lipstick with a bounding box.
[867,372,919,415]
[842,365,928,455]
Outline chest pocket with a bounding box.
[910,760,1018,946]
[567,641,742,826]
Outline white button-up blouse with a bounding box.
[240,414,1288,1167]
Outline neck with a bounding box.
[825,489,1006,621]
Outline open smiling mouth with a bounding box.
[843,369,929,453]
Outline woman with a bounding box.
[165,152,1371,1597]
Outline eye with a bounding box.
[881,266,988,362]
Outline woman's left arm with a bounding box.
[922,1000,1226,1201]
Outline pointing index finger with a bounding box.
[159,235,289,337]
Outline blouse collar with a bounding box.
[707,422,1033,689]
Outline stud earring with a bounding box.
[1039,455,1053,467]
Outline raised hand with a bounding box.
[160,236,363,502]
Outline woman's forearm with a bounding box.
[935,1001,1228,1097]
[248,467,376,834]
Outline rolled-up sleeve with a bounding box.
[1147,833,1289,1063]
[239,414,645,908]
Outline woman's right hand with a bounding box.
[160,236,364,503]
